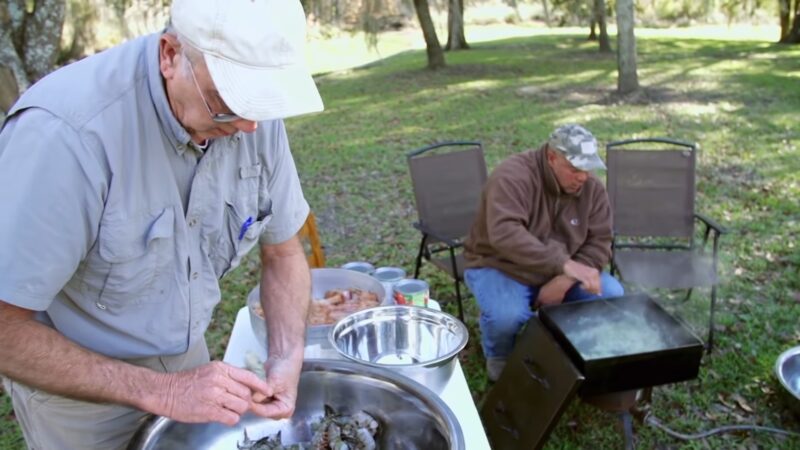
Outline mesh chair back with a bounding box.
[606,140,696,238]
[408,143,488,242]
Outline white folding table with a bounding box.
[223,301,491,450]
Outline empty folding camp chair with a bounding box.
[606,138,727,351]
[407,141,488,321]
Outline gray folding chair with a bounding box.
[606,138,727,352]
[407,141,488,321]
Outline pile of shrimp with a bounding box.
[237,404,379,450]
[307,289,380,325]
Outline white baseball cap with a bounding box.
[171,0,324,121]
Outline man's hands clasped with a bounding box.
[154,359,299,426]
[562,259,601,295]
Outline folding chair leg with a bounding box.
[707,285,717,353]
[414,235,427,279]
[454,280,465,322]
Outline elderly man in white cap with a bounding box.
[463,124,625,382]
[0,0,322,448]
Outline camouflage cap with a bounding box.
[547,124,606,171]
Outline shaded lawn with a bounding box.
[277,32,800,449]
[2,30,799,449]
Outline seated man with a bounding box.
[463,124,624,381]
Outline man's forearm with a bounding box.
[259,237,310,361]
[573,239,612,270]
[0,300,168,413]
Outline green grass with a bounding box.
[2,26,800,449]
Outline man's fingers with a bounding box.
[250,399,293,419]
[228,365,273,398]
[212,407,242,426]
[252,392,269,403]
[220,392,250,415]
[219,376,252,401]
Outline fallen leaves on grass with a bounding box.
[731,393,755,413]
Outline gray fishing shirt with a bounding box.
[0,33,310,358]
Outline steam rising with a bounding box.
[555,297,685,360]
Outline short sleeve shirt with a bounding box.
[0,33,310,358]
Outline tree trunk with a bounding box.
[413,0,446,69]
[784,0,800,43]
[445,0,469,51]
[615,0,639,94]
[507,0,524,23]
[0,0,66,115]
[0,65,19,120]
[22,0,66,82]
[779,0,791,41]
[541,0,551,27]
[594,0,612,52]
[588,19,597,41]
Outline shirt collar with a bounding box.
[146,32,194,156]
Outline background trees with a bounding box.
[0,0,66,114]
[1,0,799,118]
[779,0,800,42]
[616,0,639,94]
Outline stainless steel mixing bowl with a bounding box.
[127,359,464,450]
[248,268,389,349]
[776,345,800,414]
[329,305,469,394]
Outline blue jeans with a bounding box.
[464,267,625,359]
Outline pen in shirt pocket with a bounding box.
[238,216,254,241]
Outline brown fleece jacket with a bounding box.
[463,145,613,286]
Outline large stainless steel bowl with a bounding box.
[248,268,389,349]
[776,345,800,414]
[329,305,469,394]
[127,360,464,450]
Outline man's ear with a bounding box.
[159,35,180,80]
[545,146,556,163]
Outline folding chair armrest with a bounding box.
[694,213,728,235]
[607,137,696,150]
[406,141,482,158]
[413,222,462,248]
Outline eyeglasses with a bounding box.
[186,61,241,123]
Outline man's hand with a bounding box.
[157,361,273,426]
[562,259,601,295]
[251,355,303,419]
[534,275,576,309]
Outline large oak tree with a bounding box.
[0,0,66,116]
[445,0,468,51]
[412,0,445,69]
[589,0,611,53]
[780,0,800,43]
[615,0,639,94]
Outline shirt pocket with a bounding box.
[96,207,175,309]
[212,195,272,278]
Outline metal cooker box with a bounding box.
[482,293,704,449]
[538,293,704,395]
